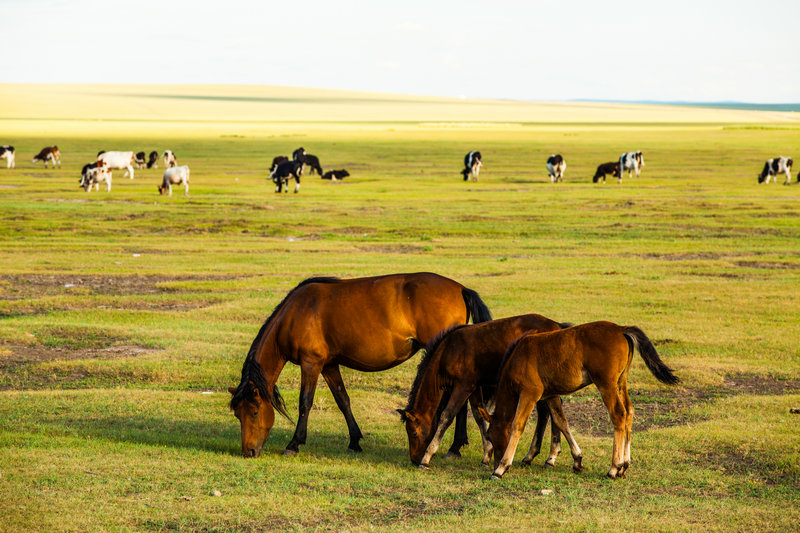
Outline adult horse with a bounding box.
[398,314,572,469]
[482,321,680,480]
[229,273,492,458]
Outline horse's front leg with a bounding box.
[521,399,552,465]
[321,364,363,453]
[284,362,322,456]
[445,403,469,459]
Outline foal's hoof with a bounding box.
[521,458,533,466]
[489,474,502,481]
[417,463,430,470]
[282,449,298,457]
[572,464,584,474]
[543,461,555,469]
[444,451,461,460]
[607,470,617,480]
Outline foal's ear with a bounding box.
[476,407,492,423]
[228,387,236,395]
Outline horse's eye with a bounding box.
[253,411,258,416]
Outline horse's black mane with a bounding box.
[403,324,467,411]
[230,276,340,418]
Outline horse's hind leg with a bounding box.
[597,380,628,479]
[284,362,322,456]
[468,389,493,465]
[546,397,583,473]
[522,399,552,466]
[445,403,469,459]
[618,379,634,477]
[321,364,363,453]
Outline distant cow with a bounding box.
[270,160,303,193]
[758,156,793,185]
[592,162,621,183]
[0,145,14,168]
[297,153,323,176]
[32,146,61,168]
[461,151,482,181]
[158,165,190,196]
[98,151,135,179]
[134,152,147,169]
[81,160,111,192]
[163,150,177,168]
[322,169,349,180]
[620,151,644,179]
[546,154,566,183]
[147,151,159,169]
[270,155,289,172]
[292,147,305,162]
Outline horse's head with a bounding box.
[397,408,434,466]
[229,382,275,458]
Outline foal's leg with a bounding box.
[321,364,364,453]
[545,397,584,473]
[284,362,323,456]
[618,379,634,477]
[468,390,493,465]
[597,381,628,479]
[521,399,552,465]
[445,403,469,459]
[419,385,472,466]
[490,391,539,480]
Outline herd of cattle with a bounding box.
[0,144,797,193]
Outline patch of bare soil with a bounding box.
[0,274,237,301]
[0,343,157,370]
[735,260,800,270]
[558,373,800,438]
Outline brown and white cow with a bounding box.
[32,146,61,168]
[81,160,112,192]
[97,151,135,179]
[163,150,177,168]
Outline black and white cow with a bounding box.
[461,151,482,181]
[134,152,147,169]
[757,156,793,185]
[33,146,61,168]
[270,155,289,172]
[292,147,305,162]
[0,145,14,168]
[619,151,644,179]
[592,162,621,183]
[270,160,303,193]
[546,154,566,183]
[146,151,158,169]
[297,153,323,176]
[80,160,111,192]
[321,169,349,180]
[163,150,177,168]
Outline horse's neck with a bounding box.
[412,356,444,414]
[255,337,287,388]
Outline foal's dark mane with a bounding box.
[230,276,340,418]
[404,324,468,411]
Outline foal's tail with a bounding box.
[624,326,680,385]
[462,287,492,324]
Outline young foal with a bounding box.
[484,321,679,480]
[398,314,573,468]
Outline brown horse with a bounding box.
[229,273,492,458]
[482,321,679,480]
[398,314,573,468]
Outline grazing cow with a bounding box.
[297,153,323,176]
[292,147,305,161]
[757,156,793,185]
[0,145,15,168]
[32,146,61,168]
[270,160,303,193]
[147,151,159,169]
[97,151,135,179]
[163,150,177,168]
[620,151,644,179]
[546,154,566,183]
[270,155,289,172]
[592,162,621,183]
[322,169,349,180]
[134,152,147,169]
[81,160,111,192]
[158,165,190,196]
[461,151,482,181]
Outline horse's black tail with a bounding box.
[624,326,680,385]
[462,287,492,324]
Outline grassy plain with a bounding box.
[0,85,799,531]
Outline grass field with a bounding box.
[1,84,799,532]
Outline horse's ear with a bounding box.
[477,407,492,423]
[228,387,236,395]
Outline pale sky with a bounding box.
[2,0,798,102]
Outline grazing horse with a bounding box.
[229,273,492,458]
[546,154,566,183]
[482,321,680,480]
[461,151,482,181]
[757,156,793,185]
[398,314,572,469]
[592,162,621,183]
[270,160,303,193]
[620,151,644,179]
[32,146,61,168]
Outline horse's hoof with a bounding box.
[444,451,461,460]
[282,449,298,457]
[521,458,532,467]
[543,461,555,469]
[417,463,430,470]
[347,446,363,454]
[489,474,502,481]
[481,460,490,467]
[572,465,584,474]
[607,471,617,480]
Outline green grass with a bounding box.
[1,98,799,531]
